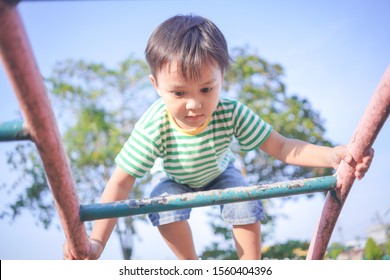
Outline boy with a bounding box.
[64,14,373,260]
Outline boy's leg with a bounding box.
[148,177,197,259]
[204,164,264,260]
[232,222,261,260]
[158,220,198,260]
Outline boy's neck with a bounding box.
[167,111,211,136]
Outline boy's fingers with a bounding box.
[336,147,374,180]
[341,150,357,167]
[63,242,75,260]
[363,148,375,163]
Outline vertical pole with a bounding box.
[0,1,89,259]
[307,66,390,259]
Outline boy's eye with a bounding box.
[200,87,212,93]
[173,91,185,97]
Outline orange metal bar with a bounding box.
[307,66,390,259]
[0,1,89,259]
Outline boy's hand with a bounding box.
[63,238,104,260]
[331,146,374,180]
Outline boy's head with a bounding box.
[145,14,230,83]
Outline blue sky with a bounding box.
[0,0,389,259]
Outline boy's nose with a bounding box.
[186,98,202,110]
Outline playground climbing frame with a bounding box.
[0,0,389,260]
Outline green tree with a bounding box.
[2,143,56,229]
[364,238,384,260]
[201,47,335,259]
[384,240,390,259]
[383,224,390,258]
[326,242,346,260]
[261,240,310,260]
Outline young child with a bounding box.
[63,14,373,260]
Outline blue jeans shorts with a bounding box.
[148,163,265,226]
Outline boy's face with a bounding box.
[150,62,223,130]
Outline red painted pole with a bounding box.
[307,66,390,259]
[0,1,89,259]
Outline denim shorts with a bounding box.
[148,163,265,226]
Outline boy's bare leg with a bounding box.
[158,220,198,260]
[233,222,262,260]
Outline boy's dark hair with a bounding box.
[145,14,230,82]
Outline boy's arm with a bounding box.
[259,130,373,179]
[260,130,337,168]
[89,166,135,252]
[64,166,135,259]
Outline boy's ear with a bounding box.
[149,74,160,96]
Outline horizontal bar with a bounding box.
[80,175,337,221]
[0,120,30,141]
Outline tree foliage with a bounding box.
[326,242,346,260]
[225,47,333,183]
[1,143,55,229]
[262,240,310,260]
[364,237,384,260]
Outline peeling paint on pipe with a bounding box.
[0,120,30,141]
[80,176,337,221]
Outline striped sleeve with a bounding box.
[115,99,166,178]
[233,101,273,152]
[115,126,160,178]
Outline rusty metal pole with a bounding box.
[0,1,89,259]
[306,66,390,259]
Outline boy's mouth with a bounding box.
[185,114,204,122]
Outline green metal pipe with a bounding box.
[80,175,337,222]
[0,120,30,141]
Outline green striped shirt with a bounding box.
[115,98,272,188]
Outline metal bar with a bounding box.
[0,120,30,141]
[307,66,390,260]
[0,1,89,259]
[80,175,337,221]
